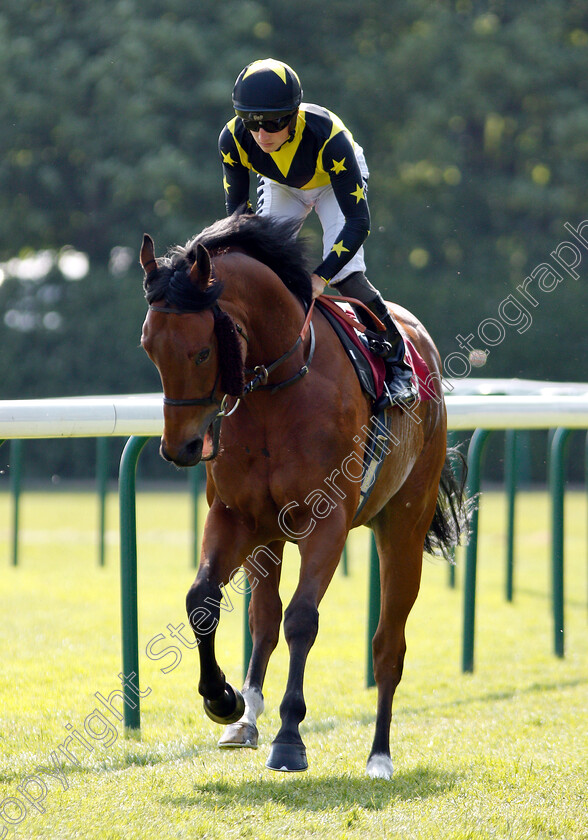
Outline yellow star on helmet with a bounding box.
[222,151,237,167]
[331,158,347,174]
[331,240,350,257]
[350,183,366,203]
[243,58,291,84]
[223,175,231,193]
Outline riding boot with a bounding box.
[371,308,418,410]
[335,272,417,409]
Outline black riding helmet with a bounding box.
[232,58,302,126]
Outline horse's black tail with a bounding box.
[424,446,474,562]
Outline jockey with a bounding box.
[219,58,417,408]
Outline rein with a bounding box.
[243,300,315,395]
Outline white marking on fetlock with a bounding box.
[241,687,264,727]
[366,754,394,779]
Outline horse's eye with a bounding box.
[194,347,210,365]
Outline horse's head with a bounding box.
[140,234,244,466]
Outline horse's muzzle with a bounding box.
[160,436,203,467]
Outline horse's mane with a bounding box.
[143,212,312,311]
[189,212,312,307]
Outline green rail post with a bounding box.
[119,435,151,732]
[96,437,109,567]
[461,428,492,673]
[243,587,252,681]
[504,429,518,602]
[10,439,23,567]
[366,532,380,688]
[549,427,572,659]
[340,542,349,576]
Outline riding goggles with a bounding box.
[239,111,296,133]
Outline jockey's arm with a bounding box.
[218,126,251,215]
[312,131,371,284]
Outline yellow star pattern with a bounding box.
[242,58,297,85]
[331,158,347,174]
[331,240,350,257]
[222,151,237,166]
[223,175,231,193]
[350,183,366,203]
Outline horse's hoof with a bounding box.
[265,741,308,772]
[203,684,245,725]
[218,722,259,749]
[366,753,394,779]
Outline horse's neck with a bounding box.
[222,265,307,367]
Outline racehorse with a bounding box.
[139,212,468,779]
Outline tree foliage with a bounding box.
[1,1,587,431]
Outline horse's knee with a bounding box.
[283,599,319,647]
[186,579,220,638]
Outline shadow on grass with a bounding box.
[159,765,460,812]
[370,675,588,724]
[0,744,204,784]
[4,676,582,788]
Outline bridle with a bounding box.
[147,300,316,460]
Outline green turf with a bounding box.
[0,489,586,839]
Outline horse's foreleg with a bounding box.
[186,573,245,726]
[186,504,258,727]
[266,525,346,773]
[219,541,284,749]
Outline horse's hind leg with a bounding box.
[219,541,284,749]
[366,486,439,780]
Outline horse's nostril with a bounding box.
[160,437,203,467]
[182,437,204,465]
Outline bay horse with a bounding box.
[140,213,468,779]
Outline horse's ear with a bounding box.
[189,243,212,290]
[140,234,158,274]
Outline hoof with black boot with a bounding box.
[203,684,245,725]
[266,741,308,772]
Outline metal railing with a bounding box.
[2,382,588,731]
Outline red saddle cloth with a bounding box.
[317,296,434,402]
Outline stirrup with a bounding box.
[367,336,393,358]
[373,379,418,412]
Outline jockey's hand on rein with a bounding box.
[311,273,326,299]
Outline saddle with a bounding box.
[316,297,385,400]
[315,295,433,403]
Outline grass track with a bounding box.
[0,488,586,839]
